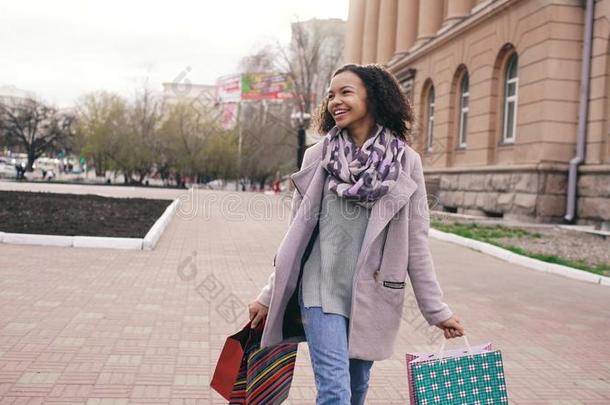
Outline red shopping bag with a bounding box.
[210,319,258,400]
[210,317,298,404]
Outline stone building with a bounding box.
[344,0,610,226]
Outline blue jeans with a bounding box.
[298,291,374,405]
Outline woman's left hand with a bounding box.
[435,315,465,339]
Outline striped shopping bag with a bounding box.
[211,318,298,404]
[406,336,508,404]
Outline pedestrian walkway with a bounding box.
[0,185,609,404]
[0,180,184,200]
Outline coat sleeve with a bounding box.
[255,151,308,307]
[406,152,454,326]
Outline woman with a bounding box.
[248,64,465,405]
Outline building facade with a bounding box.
[344,0,610,226]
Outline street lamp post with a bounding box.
[297,126,306,169]
[291,111,311,170]
[235,101,243,192]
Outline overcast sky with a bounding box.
[0,0,348,107]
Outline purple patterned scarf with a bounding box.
[321,124,407,208]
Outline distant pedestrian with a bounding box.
[248,64,465,404]
[272,170,281,193]
[15,163,25,179]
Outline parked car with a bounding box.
[0,162,17,178]
[205,179,225,190]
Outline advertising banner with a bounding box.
[216,74,242,103]
[221,103,238,130]
[240,73,294,101]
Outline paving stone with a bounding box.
[0,184,609,402]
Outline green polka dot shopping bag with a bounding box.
[406,336,509,404]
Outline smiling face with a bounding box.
[326,71,373,130]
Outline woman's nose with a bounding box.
[328,98,342,110]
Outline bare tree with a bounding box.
[75,91,128,177]
[229,19,345,187]
[238,44,276,73]
[112,86,165,184]
[0,98,75,171]
[309,20,345,108]
[237,46,298,189]
[159,101,230,186]
[274,19,345,167]
[240,100,296,189]
[277,19,345,120]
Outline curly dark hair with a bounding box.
[312,63,415,144]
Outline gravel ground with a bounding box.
[431,212,610,273]
[495,227,610,270]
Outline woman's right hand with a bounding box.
[435,315,465,339]
[248,300,269,328]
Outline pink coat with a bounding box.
[255,140,453,361]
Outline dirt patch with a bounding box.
[0,191,171,238]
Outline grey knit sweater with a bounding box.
[299,176,371,318]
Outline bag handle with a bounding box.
[232,317,266,350]
[436,335,472,359]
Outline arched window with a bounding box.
[426,86,435,151]
[502,53,518,143]
[458,73,469,147]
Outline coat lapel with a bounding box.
[290,157,327,229]
[289,144,419,271]
[355,168,417,270]
[290,159,322,199]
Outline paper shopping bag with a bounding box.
[210,319,254,400]
[406,336,508,404]
[211,318,298,404]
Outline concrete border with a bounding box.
[429,228,610,287]
[2,233,73,247]
[143,199,179,250]
[0,198,179,251]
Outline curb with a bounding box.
[73,236,143,250]
[0,198,179,251]
[3,233,73,247]
[143,199,179,250]
[429,228,610,287]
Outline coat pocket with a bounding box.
[374,278,405,313]
[350,278,406,360]
[382,280,406,289]
[373,270,408,290]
